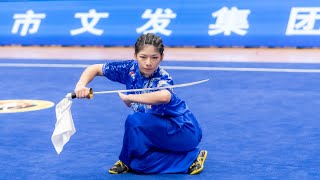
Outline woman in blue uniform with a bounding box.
[74,33,207,175]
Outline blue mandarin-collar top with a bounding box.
[102,60,189,117]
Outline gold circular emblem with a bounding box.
[0,100,54,113]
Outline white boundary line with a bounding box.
[1,63,320,73]
[0,63,88,68]
[162,66,320,73]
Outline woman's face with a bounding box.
[135,45,163,77]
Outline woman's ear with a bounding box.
[134,53,137,59]
[160,54,164,61]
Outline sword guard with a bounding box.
[89,88,93,99]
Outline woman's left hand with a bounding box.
[118,92,132,107]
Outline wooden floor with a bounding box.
[0,46,320,63]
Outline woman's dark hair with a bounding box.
[134,33,164,55]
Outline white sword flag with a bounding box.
[51,79,209,154]
[52,98,75,154]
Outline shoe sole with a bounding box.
[109,169,128,174]
[109,170,118,174]
[190,150,208,175]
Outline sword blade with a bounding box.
[94,79,209,94]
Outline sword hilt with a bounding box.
[66,88,93,99]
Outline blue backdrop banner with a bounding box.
[1,0,320,47]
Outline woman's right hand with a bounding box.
[73,64,103,99]
[74,86,91,99]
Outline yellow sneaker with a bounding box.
[109,160,129,174]
[188,150,208,175]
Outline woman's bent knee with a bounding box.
[125,113,144,128]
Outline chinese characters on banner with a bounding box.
[2,1,320,47]
[286,7,320,35]
[136,8,177,36]
[208,7,250,36]
[11,8,179,37]
[10,7,318,37]
[70,9,109,36]
[9,7,253,37]
[12,10,46,36]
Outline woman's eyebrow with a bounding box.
[139,54,159,56]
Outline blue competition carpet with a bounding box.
[1,59,320,179]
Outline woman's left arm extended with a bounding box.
[118,90,171,107]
